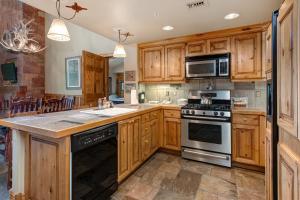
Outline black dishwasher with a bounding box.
[71,123,118,200]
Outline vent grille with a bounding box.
[186,0,208,9]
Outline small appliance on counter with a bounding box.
[181,90,232,167]
[138,92,145,103]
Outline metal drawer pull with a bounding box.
[183,149,229,160]
[182,115,228,121]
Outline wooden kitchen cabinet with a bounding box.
[265,24,272,73]
[232,113,266,167]
[186,40,207,56]
[164,43,185,81]
[139,44,185,83]
[150,118,159,152]
[278,144,300,200]
[163,109,181,151]
[277,0,298,138]
[230,32,263,81]
[118,116,142,182]
[139,46,164,82]
[265,121,273,200]
[232,124,260,165]
[207,37,231,54]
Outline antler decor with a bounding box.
[0,19,46,53]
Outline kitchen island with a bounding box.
[0,104,180,200]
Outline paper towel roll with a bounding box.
[130,89,139,105]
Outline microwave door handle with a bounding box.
[183,149,230,160]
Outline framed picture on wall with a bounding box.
[65,56,81,89]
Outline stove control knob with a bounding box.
[220,112,225,117]
[214,112,218,116]
[190,110,195,115]
[203,112,206,115]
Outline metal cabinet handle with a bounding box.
[183,149,229,160]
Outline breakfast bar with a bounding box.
[0,104,180,199]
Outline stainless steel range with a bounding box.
[181,90,232,167]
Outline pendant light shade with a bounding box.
[113,43,126,58]
[47,19,70,42]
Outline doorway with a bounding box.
[108,58,124,104]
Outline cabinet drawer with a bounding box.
[233,114,259,125]
[164,110,181,118]
[150,111,160,120]
[142,122,151,136]
[142,113,150,123]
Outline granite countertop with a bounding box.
[231,107,266,116]
[0,104,176,139]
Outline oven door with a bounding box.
[181,118,231,154]
[186,60,217,78]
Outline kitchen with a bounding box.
[0,0,298,200]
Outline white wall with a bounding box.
[123,44,138,103]
[45,14,117,95]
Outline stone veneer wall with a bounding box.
[139,79,266,108]
[0,0,45,98]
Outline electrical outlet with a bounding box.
[255,91,261,97]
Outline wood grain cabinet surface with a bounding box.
[265,24,272,74]
[265,121,273,200]
[186,40,207,56]
[232,113,266,167]
[164,43,185,81]
[230,33,263,81]
[163,110,181,151]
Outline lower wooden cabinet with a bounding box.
[232,113,266,167]
[118,116,142,182]
[232,124,260,165]
[118,110,162,182]
[163,110,181,151]
[265,121,273,200]
[278,144,300,200]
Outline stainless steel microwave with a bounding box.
[185,53,230,79]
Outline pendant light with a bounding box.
[113,30,133,58]
[47,0,87,42]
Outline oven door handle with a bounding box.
[182,115,229,121]
[183,149,230,160]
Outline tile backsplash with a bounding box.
[139,79,266,108]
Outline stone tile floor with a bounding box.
[112,152,265,200]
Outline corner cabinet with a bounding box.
[231,33,263,81]
[139,43,185,83]
[277,0,298,138]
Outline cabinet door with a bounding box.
[82,51,95,105]
[140,46,164,82]
[231,33,262,81]
[207,37,230,54]
[186,40,207,56]
[163,118,181,150]
[265,121,273,200]
[265,24,272,73]
[164,43,185,81]
[232,124,260,165]
[141,134,151,161]
[118,121,130,182]
[277,0,298,138]
[278,144,299,200]
[150,119,159,152]
[128,117,141,170]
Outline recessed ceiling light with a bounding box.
[162,26,174,31]
[224,13,240,20]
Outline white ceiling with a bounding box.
[21,0,282,44]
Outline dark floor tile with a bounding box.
[160,170,202,196]
[154,189,194,200]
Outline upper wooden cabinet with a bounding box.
[231,33,262,81]
[164,43,185,81]
[139,46,164,82]
[207,37,231,54]
[186,37,230,57]
[139,44,185,83]
[277,0,298,138]
[265,24,272,73]
[186,40,207,56]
